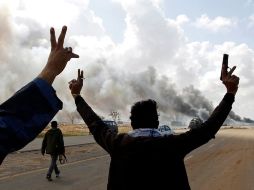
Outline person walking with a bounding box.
[41,121,65,181]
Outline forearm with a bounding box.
[178,93,235,155]
[74,95,102,131]
[201,93,234,136]
[74,95,115,153]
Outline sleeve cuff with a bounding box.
[74,95,83,105]
[223,93,235,104]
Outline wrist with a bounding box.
[227,91,236,95]
[226,89,237,95]
[38,69,57,85]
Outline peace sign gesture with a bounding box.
[49,26,79,59]
[220,63,240,95]
[69,69,84,95]
[38,26,79,84]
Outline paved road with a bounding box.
[20,135,95,152]
[0,151,110,190]
[2,129,254,190]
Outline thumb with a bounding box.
[71,52,79,58]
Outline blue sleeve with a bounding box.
[0,78,63,164]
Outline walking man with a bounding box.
[41,121,65,181]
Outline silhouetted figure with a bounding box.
[0,26,79,164]
[69,62,239,189]
[41,121,65,181]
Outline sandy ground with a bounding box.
[186,128,254,190]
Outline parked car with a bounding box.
[188,117,203,129]
[158,125,174,135]
[103,120,118,133]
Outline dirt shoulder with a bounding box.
[0,143,106,180]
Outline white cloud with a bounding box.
[112,0,186,73]
[194,14,237,32]
[15,0,84,27]
[175,15,190,25]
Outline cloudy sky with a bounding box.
[0,0,253,124]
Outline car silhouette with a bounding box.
[103,120,118,133]
[158,125,174,135]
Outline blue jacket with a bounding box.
[0,78,62,164]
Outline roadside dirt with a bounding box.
[0,143,106,179]
[186,128,254,190]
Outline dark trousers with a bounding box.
[47,154,59,177]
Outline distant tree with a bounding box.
[109,110,120,122]
[59,110,80,124]
[117,113,121,123]
[69,111,81,124]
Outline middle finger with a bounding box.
[227,66,236,76]
[57,26,67,49]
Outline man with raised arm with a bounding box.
[69,61,239,190]
[0,26,79,164]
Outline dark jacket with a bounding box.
[41,128,65,155]
[0,78,62,164]
[75,93,234,190]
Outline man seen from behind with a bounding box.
[68,59,239,190]
[41,121,65,181]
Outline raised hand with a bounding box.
[221,64,240,95]
[69,69,84,95]
[38,26,79,84]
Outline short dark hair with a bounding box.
[130,99,159,129]
[51,121,58,128]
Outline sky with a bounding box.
[0,0,254,125]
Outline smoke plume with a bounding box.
[0,1,253,126]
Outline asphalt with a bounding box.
[19,135,95,152]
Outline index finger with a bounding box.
[227,66,236,76]
[50,27,57,49]
[78,69,80,79]
[57,26,67,48]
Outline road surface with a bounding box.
[186,129,254,190]
[1,129,254,190]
